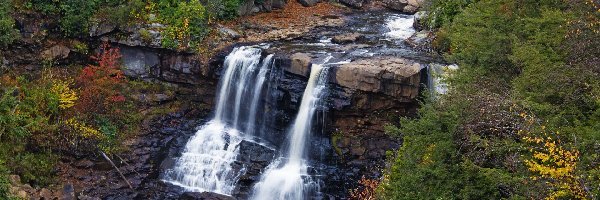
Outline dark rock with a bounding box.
[180,192,236,200]
[272,0,287,9]
[298,0,318,7]
[339,0,366,8]
[89,21,117,37]
[232,141,275,198]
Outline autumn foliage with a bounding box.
[75,42,126,114]
[349,176,380,200]
[519,113,588,200]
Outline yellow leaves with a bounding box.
[51,80,78,109]
[421,144,436,166]
[64,118,101,139]
[521,127,587,199]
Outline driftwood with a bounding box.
[101,151,133,189]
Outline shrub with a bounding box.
[0,0,20,47]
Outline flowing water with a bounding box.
[163,46,274,195]
[251,61,330,200]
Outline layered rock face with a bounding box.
[334,57,421,100]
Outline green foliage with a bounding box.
[425,0,478,28]
[0,160,12,199]
[156,0,208,49]
[381,0,600,199]
[0,0,20,47]
[205,0,242,20]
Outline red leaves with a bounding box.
[75,42,127,114]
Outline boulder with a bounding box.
[405,30,432,48]
[89,21,117,37]
[272,0,287,9]
[63,184,75,200]
[334,57,421,100]
[340,0,366,8]
[298,0,318,7]
[180,192,236,200]
[383,0,424,14]
[331,33,363,44]
[231,140,275,198]
[217,25,241,40]
[41,45,70,60]
[287,53,312,77]
[238,0,255,16]
[413,11,428,31]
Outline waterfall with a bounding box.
[163,46,274,195]
[251,63,329,200]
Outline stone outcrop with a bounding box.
[383,0,424,14]
[333,57,422,100]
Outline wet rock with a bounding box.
[383,0,424,14]
[232,141,275,198]
[132,93,175,105]
[340,0,366,8]
[298,0,318,7]
[332,33,363,44]
[236,141,275,164]
[334,57,422,100]
[180,192,236,200]
[41,45,70,60]
[287,53,312,77]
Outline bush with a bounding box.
[0,0,20,47]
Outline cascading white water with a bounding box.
[163,46,274,195]
[385,14,416,40]
[251,63,329,200]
